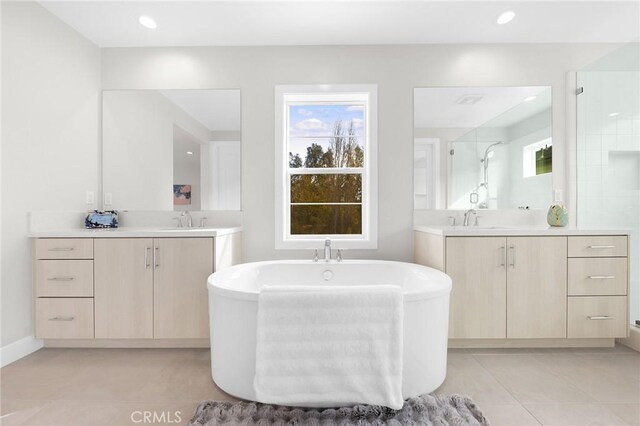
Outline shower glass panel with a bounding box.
[577,42,640,326]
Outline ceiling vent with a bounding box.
[455,95,484,105]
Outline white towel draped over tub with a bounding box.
[253,284,404,410]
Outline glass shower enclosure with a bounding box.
[577,42,640,327]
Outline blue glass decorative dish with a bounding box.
[85,210,118,229]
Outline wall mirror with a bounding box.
[414,86,552,210]
[102,89,241,211]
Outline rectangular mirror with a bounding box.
[414,86,552,210]
[102,89,241,211]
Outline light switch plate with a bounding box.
[104,192,113,206]
[85,191,95,205]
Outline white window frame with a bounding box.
[275,84,378,250]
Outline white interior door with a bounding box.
[208,141,241,210]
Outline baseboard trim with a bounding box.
[0,336,44,367]
[43,338,210,348]
[617,325,640,353]
[449,338,615,349]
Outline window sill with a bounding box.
[275,238,378,250]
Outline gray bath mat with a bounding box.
[188,394,489,425]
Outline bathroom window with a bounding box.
[523,138,552,178]
[275,85,378,249]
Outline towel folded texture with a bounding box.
[254,285,404,409]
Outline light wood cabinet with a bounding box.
[414,231,629,346]
[94,238,154,339]
[153,238,213,339]
[35,260,94,297]
[446,237,507,339]
[568,257,627,296]
[34,239,95,339]
[35,298,94,339]
[36,232,242,345]
[568,296,627,338]
[506,237,567,339]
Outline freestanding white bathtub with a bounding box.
[207,260,452,406]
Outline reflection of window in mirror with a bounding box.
[523,138,552,178]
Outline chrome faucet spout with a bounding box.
[324,238,332,262]
[463,209,477,227]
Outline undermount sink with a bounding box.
[159,227,215,231]
[450,225,512,230]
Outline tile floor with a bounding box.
[0,345,638,425]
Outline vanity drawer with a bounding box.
[568,258,627,296]
[35,298,94,339]
[567,296,627,338]
[35,260,94,297]
[35,239,93,260]
[568,236,627,258]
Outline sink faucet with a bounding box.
[324,238,332,262]
[463,209,477,226]
[181,211,193,228]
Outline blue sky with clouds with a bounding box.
[288,104,365,159]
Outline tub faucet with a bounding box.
[463,209,477,226]
[324,238,332,262]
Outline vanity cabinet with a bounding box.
[94,239,154,339]
[414,230,628,346]
[445,236,566,340]
[446,237,506,339]
[566,235,628,339]
[506,237,567,339]
[153,238,213,339]
[34,239,95,339]
[95,238,214,339]
[33,231,242,345]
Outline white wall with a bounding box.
[1,2,101,346]
[101,43,618,262]
[102,90,210,210]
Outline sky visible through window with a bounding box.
[288,104,365,161]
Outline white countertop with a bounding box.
[30,226,242,238]
[414,225,630,237]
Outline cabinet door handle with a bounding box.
[49,316,75,321]
[587,315,613,320]
[145,247,151,269]
[47,277,75,281]
[588,245,615,249]
[154,247,159,269]
[48,247,74,252]
[588,275,615,279]
[508,246,516,267]
[500,246,506,268]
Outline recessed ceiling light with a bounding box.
[138,15,157,29]
[524,95,537,102]
[186,151,193,155]
[497,11,515,25]
[608,112,619,117]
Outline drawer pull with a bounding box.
[587,315,613,320]
[47,277,75,281]
[588,245,615,249]
[49,316,75,321]
[588,275,615,279]
[48,247,75,252]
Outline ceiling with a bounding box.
[39,1,639,47]
[159,89,241,131]
[414,86,550,128]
